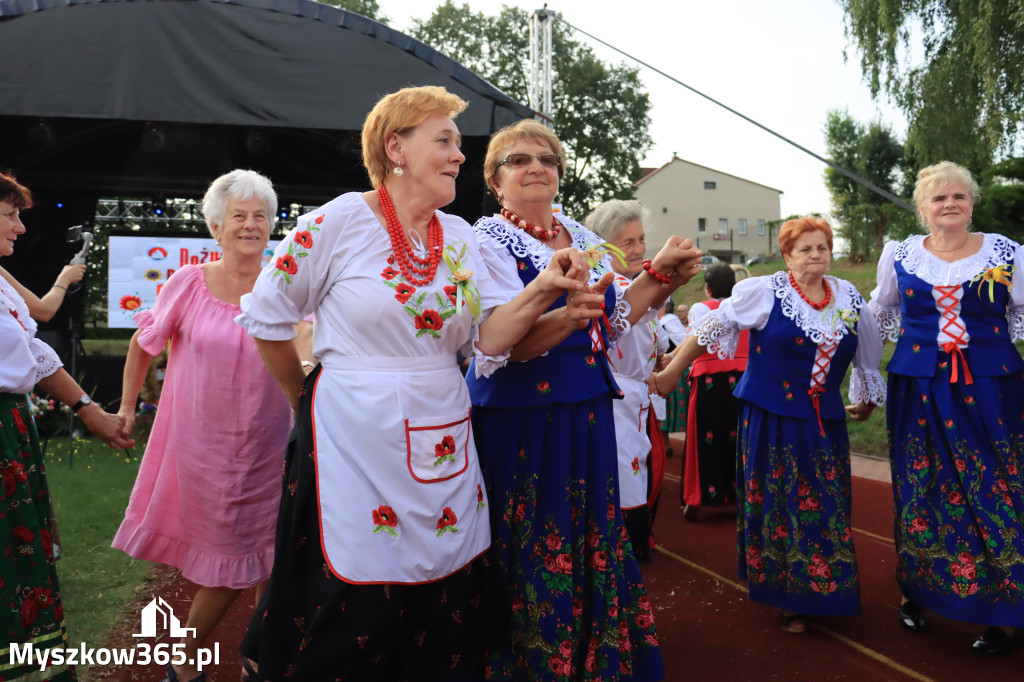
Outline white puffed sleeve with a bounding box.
[692,277,773,359]
[470,237,522,376]
[848,305,886,406]
[0,282,61,394]
[237,209,348,341]
[1007,243,1024,341]
[868,241,901,343]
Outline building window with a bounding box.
[698,218,707,233]
[757,219,766,235]
[704,181,716,190]
[738,218,747,235]
[718,218,728,233]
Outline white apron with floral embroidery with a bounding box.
[237,192,506,584]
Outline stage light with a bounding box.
[153,198,166,215]
[56,202,64,209]
[141,127,165,152]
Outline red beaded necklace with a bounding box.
[378,185,443,286]
[500,207,562,241]
[788,272,831,310]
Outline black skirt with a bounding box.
[240,366,504,681]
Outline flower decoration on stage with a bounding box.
[441,243,481,322]
[119,295,143,311]
[436,507,460,537]
[371,505,399,536]
[831,307,859,335]
[272,215,322,284]
[969,264,1013,302]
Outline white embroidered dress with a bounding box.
[237,193,507,584]
[0,278,62,394]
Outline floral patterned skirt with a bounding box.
[887,370,1024,627]
[682,370,742,508]
[240,369,504,681]
[0,393,75,681]
[472,397,663,682]
[660,369,689,437]
[736,400,860,616]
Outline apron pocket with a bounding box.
[406,409,471,483]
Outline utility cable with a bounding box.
[560,17,916,214]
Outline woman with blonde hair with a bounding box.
[237,87,594,680]
[468,119,702,679]
[870,161,1024,655]
[656,216,884,633]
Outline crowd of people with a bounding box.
[2,81,1023,682]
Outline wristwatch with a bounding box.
[71,395,92,413]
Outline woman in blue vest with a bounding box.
[467,119,702,680]
[870,161,1024,655]
[655,216,885,633]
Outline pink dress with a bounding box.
[112,265,291,589]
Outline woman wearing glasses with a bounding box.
[466,119,701,680]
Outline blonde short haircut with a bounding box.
[483,119,566,198]
[913,161,981,210]
[361,86,468,188]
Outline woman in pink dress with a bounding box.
[113,170,293,682]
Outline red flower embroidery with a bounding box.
[631,457,640,473]
[21,597,37,627]
[444,285,459,305]
[314,213,325,225]
[12,525,34,543]
[294,230,313,249]
[11,408,27,435]
[536,380,551,395]
[436,507,459,536]
[372,505,398,536]
[415,309,443,331]
[276,254,298,275]
[382,266,399,281]
[434,435,457,465]
[394,282,416,303]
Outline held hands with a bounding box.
[845,402,876,422]
[534,247,590,298]
[83,404,136,450]
[650,370,680,398]
[649,236,703,286]
[566,271,615,328]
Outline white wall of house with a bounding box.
[635,157,782,263]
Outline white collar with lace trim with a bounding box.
[474,212,614,283]
[895,233,1017,286]
[770,271,862,345]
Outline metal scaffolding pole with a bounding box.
[529,7,557,127]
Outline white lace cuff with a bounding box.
[31,338,63,383]
[693,310,739,360]
[468,308,513,378]
[1009,305,1024,342]
[608,297,633,343]
[870,302,901,343]
[849,369,886,406]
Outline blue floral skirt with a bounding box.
[736,400,860,616]
[887,369,1024,627]
[472,396,663,681]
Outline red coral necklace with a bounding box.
[378,185,443,286]
[788,272,831,310]
[501,207,562,241]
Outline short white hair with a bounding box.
[584,199,649,242]
[201,169,277,237]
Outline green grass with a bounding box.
[81,338,131,356]
[43,437,153,653]
[673,257,892,457]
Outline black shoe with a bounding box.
[972,626,1020,656]
[898,601,926,632]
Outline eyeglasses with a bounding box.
[497,153,561,170]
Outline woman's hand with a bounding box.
[845,402,876,422]
[116,403,138,439]
[56,264,86,289]
[651,371,679,398]
[649,236,703,285]
[565,271,615,328]
[79,404,136,450]
[533,248,589,297]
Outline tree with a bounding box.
[974,157,1024,244]
[317,0,387,22]
[823,109,912,261]
[839,0,1024,171]
[411,2,652,215]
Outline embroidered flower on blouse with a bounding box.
[371,505,399,537]
[969,264,1013,302]
[436,507,460,537]
[273,217,322,284]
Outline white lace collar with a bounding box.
[770,271,861,344]
[474,212,613,285]
[895,233,1017,286]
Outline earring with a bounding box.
[968,214,973,224]
[393,165,404,177]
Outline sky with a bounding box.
[377,0,907,219]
